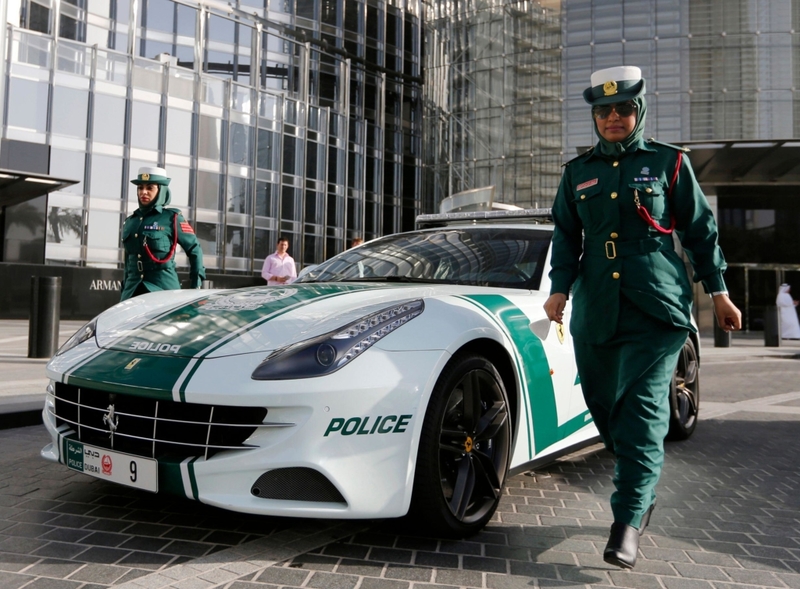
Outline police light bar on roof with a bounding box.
[416,208,553,228]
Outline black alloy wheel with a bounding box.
[667,336,699,441]
[408,354,511,537]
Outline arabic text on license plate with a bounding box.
[64,440,157,492]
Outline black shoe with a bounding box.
[603,522,639,569]
[639,500,656,536]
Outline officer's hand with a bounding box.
[544,293,567,324]
[713,293,742,332]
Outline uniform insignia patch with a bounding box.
[640,167,650,174]
[576,178,598,190]
[633,177,659,182]
[180,222,195,234]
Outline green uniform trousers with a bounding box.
[574,296,687,528]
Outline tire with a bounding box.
[407,354,511,537]
[667,336,699,441]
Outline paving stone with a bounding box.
[437,540,482,555]
[359,577,410,589]
[607,570,664,588]
[384,564,433,582]
[722,567,786,587]
[286,554,338,571]
[433,568,484,587]
[305,571,359,589]
[413,551,458,569]
[462,555,507,573]
[67,563,131,584]
[672,562,730,581]
[14,577,83,588]
[660,578,717,589]
[335,558,384,577]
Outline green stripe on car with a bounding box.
[461,294,591,457]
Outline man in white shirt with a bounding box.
[261,237,297,285]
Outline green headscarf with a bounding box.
[593,95,647,158]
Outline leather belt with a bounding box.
[583,235,673,259]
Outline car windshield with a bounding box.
[296,227,551,290]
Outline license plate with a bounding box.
[63,439,158,492]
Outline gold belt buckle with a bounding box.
[605,241,616,259]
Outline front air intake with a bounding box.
[251,468,346,503]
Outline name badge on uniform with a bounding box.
[576,178,598,190]
[633,177,659,182]
[143,224,161,230]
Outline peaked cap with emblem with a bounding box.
[582,65,646,106]
[131,166,171,186]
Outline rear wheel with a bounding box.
[667,337,699,441]
[408,354,511,537]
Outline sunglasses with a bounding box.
[592,102,638,120]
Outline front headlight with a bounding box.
[251,299,424,380]
[56,319,97,355]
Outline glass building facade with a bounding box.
[423,0,564,209]
[3,0,423,275]
[424,0,800,206]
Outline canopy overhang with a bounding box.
[670,139,800,186]
[0,168,79,207]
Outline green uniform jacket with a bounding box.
[121,205,205,301]
[549,138,727,345]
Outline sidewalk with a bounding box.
[0,319,798,415]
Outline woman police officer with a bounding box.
[543,66,741,569]
[121,166,205,301]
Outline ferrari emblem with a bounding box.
[141,173,150,181]
[603,80,618,96]
[556,323,565,344]
[464,436,473,453]
[124,358,141,370]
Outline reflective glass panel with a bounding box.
[229,123,253,166]
[198,115,222,159]
[129,101,161,150]
[227,176,251,214]
[255,180,276,217]
[89,154,122,199]
[145,0,174,33]
[7,78,48,132]
[256,129,278,170]
[166,108,193,155]
[176,4,196,37]
[168,166,190,208]
[47,206,83,245]
[87,209,122,247]
[50,148,86,194]
[196,170,221,209]
[92,93,126,144]
[225,225,249,258]
[51,86,89,137]
[196,222,218,255]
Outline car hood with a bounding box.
[95,283,492,359]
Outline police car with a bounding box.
[40,207,699,537]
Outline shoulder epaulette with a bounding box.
[562,146,594,167]
[647,138,690,152]
[165,207,182,215]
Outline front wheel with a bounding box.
[667,336,699,441]
[407,354,511,537]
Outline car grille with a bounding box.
[50,382,269,460]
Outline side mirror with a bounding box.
[529,318,551,341]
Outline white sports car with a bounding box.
[41,209,699,537]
